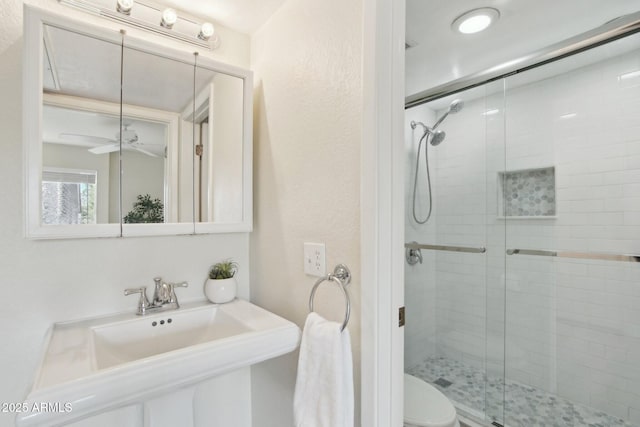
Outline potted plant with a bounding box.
[123,194,164,223]
[204,260,238,303]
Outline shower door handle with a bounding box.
[404,242,487,254]
[506,248,640,263]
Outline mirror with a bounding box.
[25,7,253,238]
[121,42,192,229]
[41,25,122,227]
[192,65,245,226]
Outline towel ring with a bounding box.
[309,264,351,332]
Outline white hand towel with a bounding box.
[293,312,354,427]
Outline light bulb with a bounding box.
[116,0,133,15]
[161,8,177,29]
[198,22,215,40]
[458,15,492,34]
[452,8,500,35]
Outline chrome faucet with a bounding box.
[125,277,189,315]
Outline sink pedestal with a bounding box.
[144,388,195,427]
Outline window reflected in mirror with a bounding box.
[41,167,97,225]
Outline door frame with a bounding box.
[361,0,406,425]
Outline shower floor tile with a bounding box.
[407,357,636,427]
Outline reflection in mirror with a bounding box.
[193,65,245,224]
[121,43,194,225]
[27,7,252,238]
[42,25,122,225]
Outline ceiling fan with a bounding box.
[59,124,163,157]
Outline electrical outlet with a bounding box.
[303,243,326,277]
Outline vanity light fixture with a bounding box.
[198,22,215,41]
[58,0,219,49]
[452,7,500,34]
[160,8,177,29]
[116,0,133,15]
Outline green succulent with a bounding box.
[208,260,238,280]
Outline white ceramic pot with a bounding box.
[204,277,237,303]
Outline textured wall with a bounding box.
[249,0,363,424]
[0,1,251,425]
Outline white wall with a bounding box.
[249,0,363,424]
[415,46,640,424]
[0,1,252,426]
[121,150,165,220]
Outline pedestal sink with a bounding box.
[16,299,301,426]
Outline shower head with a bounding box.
[410,120,429,132]
[430,130,446,146]
[432,98,465,130]
[449,99,464,113]
[410,120,445,146]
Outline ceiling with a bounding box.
[44,24,219,113]
[29,0,640,137]
[157,0,287,34]
[42,24,226,157]
[406,0,640,97]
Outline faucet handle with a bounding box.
[168,281,189,308]
[124,287,150,315]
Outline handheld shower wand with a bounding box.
[410,99,464,224]
[431,99,464,130]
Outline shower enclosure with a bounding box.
[404,14,640,427]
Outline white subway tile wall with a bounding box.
[406,42,640,425]
[404,104,438,370]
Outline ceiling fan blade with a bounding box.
[60,133,114,144]
[89,143,120,154]
[135,142,164,146]
[133,147,159,157]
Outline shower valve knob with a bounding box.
[406,244,423,265]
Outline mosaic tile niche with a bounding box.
[499,167,556,218]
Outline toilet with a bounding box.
[404,373,460,427]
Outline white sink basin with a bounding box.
[17,299,300,426]
[91,306,251,369]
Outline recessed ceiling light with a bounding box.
[452,8,500,34]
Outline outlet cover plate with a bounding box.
[303,242,326,277]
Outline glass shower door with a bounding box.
[502,31,640,427]
[405,19,640,427]
[404,80,507,425]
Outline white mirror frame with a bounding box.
[24,5,253,239]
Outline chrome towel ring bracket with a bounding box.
[308,264,351,332]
